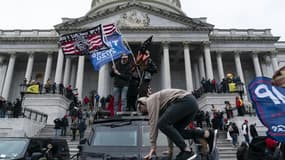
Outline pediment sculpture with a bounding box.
[117,10,150,27]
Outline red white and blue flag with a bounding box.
[59,24,109,56]
[90,23,131,71]
[103,23,117,36]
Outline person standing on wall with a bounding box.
[110,53,131,113]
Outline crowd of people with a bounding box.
[4,48,285,159]
[192,75,244,99]
[0,98,22,118]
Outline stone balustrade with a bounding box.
[0,29,58,37]
[212,28,272,37]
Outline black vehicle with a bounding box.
[79,115,219,160]
[0,137,70,160]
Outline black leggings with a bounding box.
[157,95,204,151]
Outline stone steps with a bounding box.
[217,131,237,160]
[36,115,266,160]
[35,123,91,157]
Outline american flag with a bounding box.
[59,24,109,56]
[103,23,117,37]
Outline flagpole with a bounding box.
[123,39,142,80]
[116,25,142,80]
[110,52,115,66]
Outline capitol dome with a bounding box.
[87,0,184,16]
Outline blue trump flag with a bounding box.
[248,76,285,142]
[90,32,131,71]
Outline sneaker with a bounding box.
[175,151,197,160]
[207,129,218,153]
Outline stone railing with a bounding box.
[0,29,58,37]
[211,28,272,37]
[22,94,71,124]
[23,107,48,123]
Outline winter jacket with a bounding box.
[110,61,131,88]
[137,89,191,149]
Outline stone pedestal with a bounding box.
[22,94,71,125]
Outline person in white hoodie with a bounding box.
[137,88,218,160]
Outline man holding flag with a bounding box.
[110,53,132,113]
[90,23,133,113]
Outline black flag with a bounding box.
[140,35,153,52]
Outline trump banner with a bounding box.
[90,31,131,71]
[248,76,285,142]
[26,84,40,94]
[59,24,109,56]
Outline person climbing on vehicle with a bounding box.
[137,88,218,160]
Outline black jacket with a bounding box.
[110,61,131,87]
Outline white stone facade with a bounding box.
[0,0,284,103]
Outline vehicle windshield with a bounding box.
[92,126,138,146]
[142,126,168,146]
[0,139,28,159]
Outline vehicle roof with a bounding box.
[0,137,29,140]
[93,115,149,124]
[0,137,67,141]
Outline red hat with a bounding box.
[265,138,278,151]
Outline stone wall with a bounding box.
[0,118,45,137]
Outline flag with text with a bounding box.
[248,76,285,142]
[59,24,109,56]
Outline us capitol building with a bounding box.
[0,0,284,102]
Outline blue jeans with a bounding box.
[113,86,128,112]
[54,129,61,136]
[244,134,250,144]
[157,95,201,151]
[232,133,238,146]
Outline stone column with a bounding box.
[63,57,71,87]
[203,42,214,80]
[70,61,77,88]
[54,49,64,85]
[193,63,200,89]
[252,52,262,77]
[183,42,193,91]
[216,52,225,81]
[43,53,53,85]
[76,56,85,101]
[161,42,171,89]
[0,56,7,95]
[234,52,245,83]
[25,52,34,82]
[271,51,279,71]
[198,54,205,80]
[2,53,16,100]
[98,64,110,97]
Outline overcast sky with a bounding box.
[0,0,284,40]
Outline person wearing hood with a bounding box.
[137,88,218,160]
